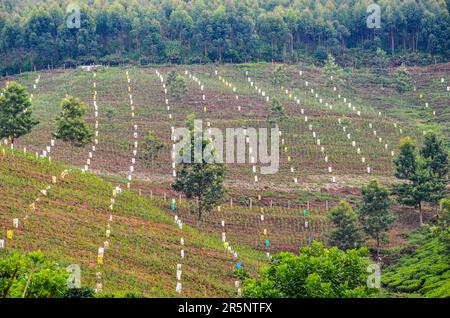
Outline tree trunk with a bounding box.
[416,30,420,53]
[402,32,406,52]
[197,206,202,231]
[419,202,423,225]
[195,196,202,231]
[433,203,439,221]
[376,235,381,259]
[22,270,34,298]
[3,265,19,298]
[391,31,395,55]
[271,40,274,62]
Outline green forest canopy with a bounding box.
[0,0,449,74]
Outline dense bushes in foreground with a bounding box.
[242,242,378,298]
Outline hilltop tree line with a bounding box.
[0,0,449,75]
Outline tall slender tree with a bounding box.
[172,114,226,228]
[358,179,395,258]
[420,131,448,180]
[393,137,417,179]
[393,134,448,224]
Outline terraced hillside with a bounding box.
[0,63,447,297]
[3,63,446,194]
[0,148,265,297]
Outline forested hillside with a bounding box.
[0,0,449,75]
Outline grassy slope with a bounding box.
[1,64,445,255]
[2,64,428,189]
[1,64,442,255]
[338,66,449,149]
[0,148,265,297]
[212,63,408,185]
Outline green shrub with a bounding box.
[242,242,377,298]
